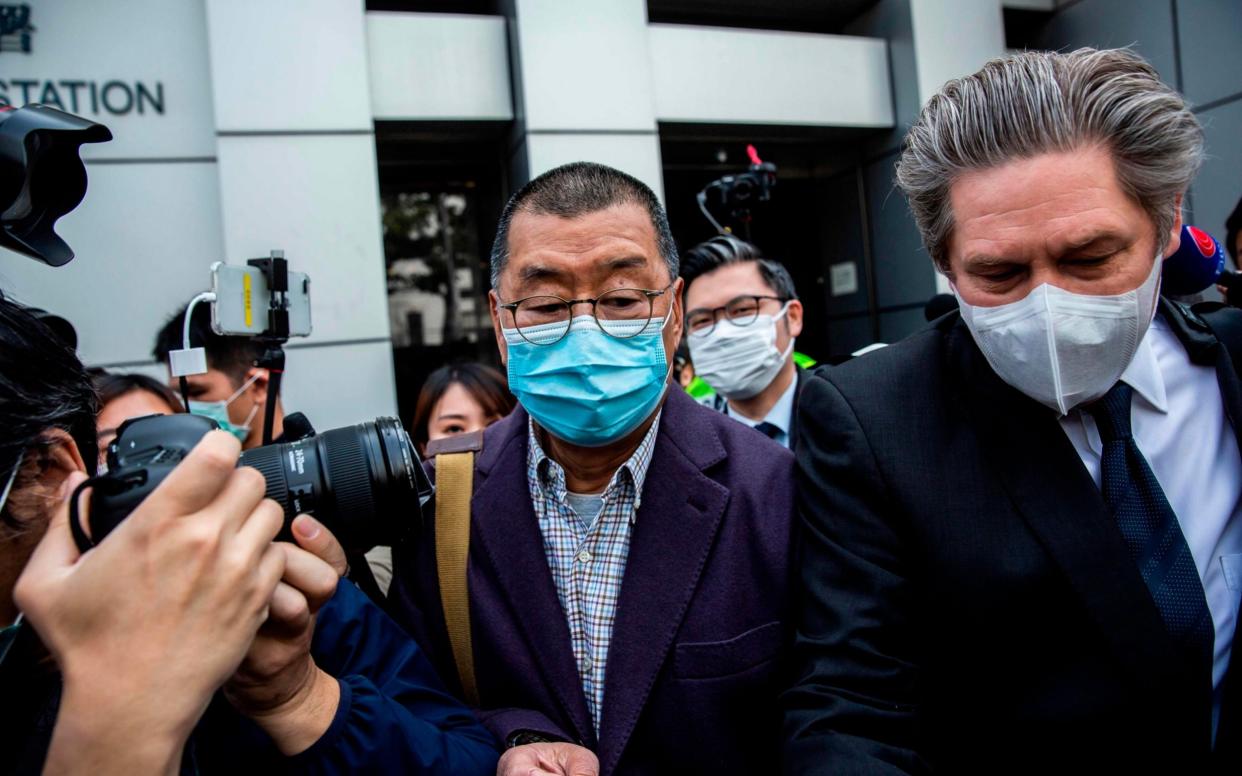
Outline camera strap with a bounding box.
[429,430,485,707]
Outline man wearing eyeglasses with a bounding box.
[388,162,796,776]
[681,236,805,449]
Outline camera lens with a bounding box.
[731,177,755,202]
[238,417,429,551]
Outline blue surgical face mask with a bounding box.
[188,372,260,443]
[504,313,672,447]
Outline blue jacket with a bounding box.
[195,579,500,774]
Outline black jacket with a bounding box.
[784,300,1242,774]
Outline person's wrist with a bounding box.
[243,664,340,756]
[48,683,189,775]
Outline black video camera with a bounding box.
[696,144,777,237]
[73,413,432,554]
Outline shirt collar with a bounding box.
[726,373,798,436]
[1119,315,1169,414]
[527,412,663,517]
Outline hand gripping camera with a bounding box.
[73,413,432,554]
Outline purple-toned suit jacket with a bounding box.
[388,387,796,775]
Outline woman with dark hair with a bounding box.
[92,371,184,466]
[411,362,515,455]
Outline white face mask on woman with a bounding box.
[954,254,1162,416]
[688,303,794,400]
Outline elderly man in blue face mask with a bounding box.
[388,162,797,776]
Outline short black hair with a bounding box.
[489,162,678,289]
[0,290,98,528]
[152,300,263,385]
[679,235,798,301]
[93,371,184,413]
[1227,194,1242,264]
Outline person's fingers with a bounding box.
[559,747,599,776]
[252,544,287,619]
[266,580,311,631]
[235,498,284,562]
[133,431,242,521]
[202,465,273,534]
[277,543,339,614]
[14,472,88,607]
[290,515,348,577]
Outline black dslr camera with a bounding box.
[73,413,432,554]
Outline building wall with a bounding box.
[0,0,226,367]
[1032,0,1242,251]
[1,0,907,394]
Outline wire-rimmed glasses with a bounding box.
[499,283,674,345]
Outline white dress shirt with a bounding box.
[726,373,798,448]
[1059,314,1242,730]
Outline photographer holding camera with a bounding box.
[1,291,500,774]
[0,104,499,774]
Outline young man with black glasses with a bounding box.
[681,235,805,449]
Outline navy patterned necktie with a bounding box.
[754,422,782,441]
[1086,382,1214,667]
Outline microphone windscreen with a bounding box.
[1162,225,1226,295]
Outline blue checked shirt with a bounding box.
[526,415,662,734]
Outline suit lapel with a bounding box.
[596,390,730,774]
[788,366,804,446]
[469,408,596,745]
[947,320,1197,699]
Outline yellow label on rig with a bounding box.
[243,273,253,328]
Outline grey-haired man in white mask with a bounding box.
[680,235,805,449]
[785,48,1242,773]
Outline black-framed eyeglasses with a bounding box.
[499,283,675,345]
[685,294,788,335]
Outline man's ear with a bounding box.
[489,290,509,366]
[244,367,270,404]
[668,277,684,342]
[785,299,804,339]
[37,428,88,488]
[1164,193,1185,259]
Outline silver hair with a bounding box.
[895,47,1204,271]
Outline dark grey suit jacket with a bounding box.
[784,300,1242,774]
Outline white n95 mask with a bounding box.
[689,303,794,400]
[955,255,1162,416]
